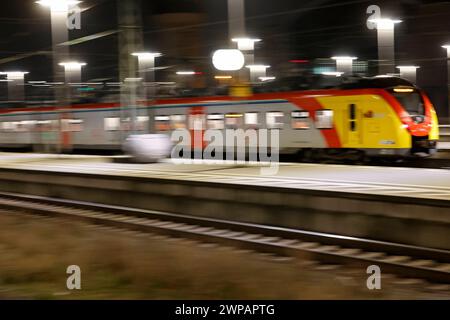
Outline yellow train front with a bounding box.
[287,76,440,160]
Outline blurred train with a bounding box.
[0,76,439,160]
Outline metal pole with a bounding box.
[397,66,419,84]
[227,0,245,39]
[50,10,69,154]
[51,10,69,104]
[140,57,156,134]
[372,19,401,75]
[5,72,26,103]
[445,46,450,119]
[377,27,395,75]
[118,0,144,139]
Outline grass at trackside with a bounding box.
[0,211,447,300]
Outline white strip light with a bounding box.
[176,71,196,75]
[36,0,82,12]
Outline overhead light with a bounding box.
[397,66,420,70]
[231,38,261,51]
[124,78,143,82]
[246,65,270,71]
[0,72,29,80]
[214,75,233,80]
[331,56,357,61]
[259,76,276,81]
[393,88,414,93]
[232,37,261,43]
[212,49,245,71]
[131,52,162,59]
[322,72,344,77]
[442,45,450,49]
[36,0,82,12]
[59,62,87,71]
[0,71,29,76]
[28,81,47,84]
[368,18,402,30]
[176,71,200,75]
[369,18,402,24]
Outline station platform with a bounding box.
[0,152,449,249]
[0,152,449,201]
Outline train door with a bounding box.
[188,107,206,155]
[346,102,362,146]
[60,113,72,151]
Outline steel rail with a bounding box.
[0,191,449,284]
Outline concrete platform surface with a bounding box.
[0,152,450,201]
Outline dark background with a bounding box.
[0,0,449,116]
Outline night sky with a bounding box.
[0,1,448,85]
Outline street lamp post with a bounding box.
[36,0,81,104]
[59,61,86,83]
[332,56,357,74]
[443,45,450,116]
[232,38,260,65]
[0,71,29,104]
[232,38,261,82]
[397,66,420,84]
[36,1,82,154]
[369,18,402,75]
[246,65,270,83]
[59,61,86,102]
[131,52,161,100]
[131,52,162,134]
[227,0,246,40]
[57,61,85,153]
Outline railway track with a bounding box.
[0,191,449,284]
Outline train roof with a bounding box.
[338,76,416,90]
[252,75,416,94]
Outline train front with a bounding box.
[388,85,440,156]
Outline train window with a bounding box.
[349,104,357,132]
[104,117,120,131]
[245,112,259,128]
[1,122,17,132]
[62,119,83,132]
[171,115,186,130]
[35,120,58,132]
[137,116,149,131]
[189,114,206,130]
[291,111,310,130]
[121,118,131,131]
[207,114,225,130]
[16,122,28,132]
[225,113,243,129]
[1,121,35,132]
[21,120,37,131]
[155,116,170,132]
[315,110,334,129]
[70,119,83,132]
[266,112,284,129]
[349,104,356,120]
